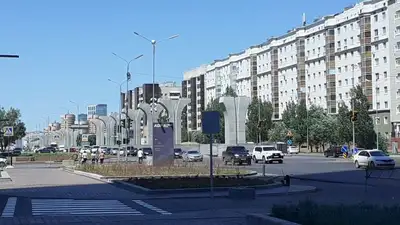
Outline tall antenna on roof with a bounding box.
[302,13,306,26]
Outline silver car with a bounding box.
[182,150,203,162]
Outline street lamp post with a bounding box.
[352,65,357,153]
[111,53,143,161]
[69,100,80,125]
[108,78,129,162]
[133,32,179,149]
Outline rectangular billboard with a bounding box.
[152,122,174,167]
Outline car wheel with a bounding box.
[253,156,258,163]
[0,162,6,168]
[247,160,252,165]
[355,160,360,168]
[262,156,267,164]
[324,153,328,158]
[279,160,283,164]
[369,161,375,169]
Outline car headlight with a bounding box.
[234,154,239,157]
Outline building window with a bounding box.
[385,101,388,108]
[397,105,400,114]
[383,27,386,35]
[376,117,380,125]
[396,58,400,66]
[396,10,400,19]
[374,29,379,37]
[384,57,387,63]
[374,15,378,22]
[384,71,387,78]
[382,12,386,20]
[397,73,400,82]
[384,116,388,124]
[397,89,400,98]
[376,102,380,110]
[384,86,388,94]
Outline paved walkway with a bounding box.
[0,164,141,199]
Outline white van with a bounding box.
[252,145,284,164]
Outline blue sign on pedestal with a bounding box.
[287,139,293,145]
[153,122,174,167]
[202,111,220,134]
[341,145,348,153]
[353,147,359,154]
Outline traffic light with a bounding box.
[351,111,358,122]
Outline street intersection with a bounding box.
[0,154,399,224]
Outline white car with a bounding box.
[252,145,284,164]
[288,145,299,154]
[0,158,7,168]
[353,149,395,169]
[91,146,100,153]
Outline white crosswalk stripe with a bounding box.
[1,197,17,218]
[31,199,143,216]
[132,200,172,215]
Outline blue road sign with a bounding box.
[353,147,359,154]
[341,145,348,153]
[202,111,220,134]
[287,139,293,145]
[3,126,13,137]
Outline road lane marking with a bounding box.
[32,199,143,216]
[1,197,17,218]
[133,200,172,215]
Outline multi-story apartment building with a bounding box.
[185,0,397,137]
[182,66,206,131]
[87,104,107,117]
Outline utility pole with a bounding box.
[258,98,261,144]
[352,66,356,153]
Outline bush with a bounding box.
[76,163,249,177]
[271,200,400,225]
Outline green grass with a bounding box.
[271,200,400,225]
[76,163,250,177]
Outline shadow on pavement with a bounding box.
[291,167,400,188]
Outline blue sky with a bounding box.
[0,0,357,131]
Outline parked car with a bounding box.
[12,148,22,156]
[251,145,283,164]
[111,148,119,155]
[287,145,299,154]
[222,146,252,165]
[91,146,100,153]
[141,147,152,156]
[99,146,108,153]
[126,146,137,156]
[182,150,203,162]
[353,149,395,169]
[0,157,7,168]
[174,148,183,158]
[324,145,343,158]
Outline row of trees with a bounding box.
[0,107,26,150]
[181,85,387,152]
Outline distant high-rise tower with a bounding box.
[302,13,306,26]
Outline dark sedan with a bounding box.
[174,148,183,158]
[142,147,152,156]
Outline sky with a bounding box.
[0,0,358,131]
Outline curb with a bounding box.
[246,213,300,225]
[291,176,375,186]
[0,171,12,182]
[113,179,283,195]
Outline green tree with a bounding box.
[281,100,307,146]
[246,97,273,143]
[377,133,389,153]
[351,85,376,149]
[268,122,288,142]
[307,105,326,151]
[88,135,96,146]
[0,107,26,150]
[181,106,188,142]
[337,102,352,145]
[76,133,82,146]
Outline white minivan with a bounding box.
[252,145,284,164]
[288,145,299,154]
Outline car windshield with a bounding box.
[143,148,151,152]
[174,149,182,152]
[263,147,276,151]
[369,151,386,157]
[188,151,199,154]
[230,146,246,153]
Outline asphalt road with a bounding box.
[1,154,400,224]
